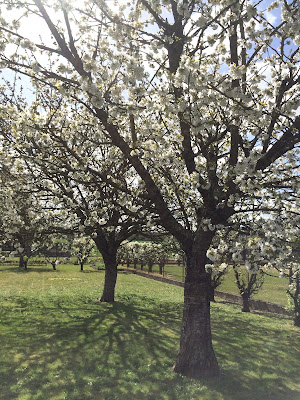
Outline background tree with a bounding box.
[234,267,265,312]
[156,244,169,275]
[0,89,154,301]
[230,235,266,313]
[262,216,300,326]
[72,235,94,271]
[205,262,228,302]
[43,233,73,271]
[0,161,72,269]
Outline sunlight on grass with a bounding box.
[0,264,299,400]
[130,263,289,307]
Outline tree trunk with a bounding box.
[19,255,24,268]
[52,262,56,271]
[209,285,215,302]
[80,262,84,271]
[173,244,220,378]
[241,294,250,312]
[100,253,118,302]
[159,263,163,275]
[294,312,300,327]
[292,273,299,327]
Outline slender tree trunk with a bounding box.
[51,262,56,271]
[100,252,118,302]
[241,294,250,312]
[173,242,220,378]
[209,285,215,302]
[292,273,300,327]
[80,262,84,271]
[159,263,163,275]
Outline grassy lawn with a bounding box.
[148,264,290,307]
[217,267,289,306]
[0,264,299,400]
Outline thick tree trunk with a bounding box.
[93,234,119,303]
[292,295,300,327]
[100,253,118,302]
[173,243,220,378]
[20,255,29,270]
[241,294,250,312]
[19,255,24,268]
[294,312,300,327]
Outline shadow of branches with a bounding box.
[0,293,299,400]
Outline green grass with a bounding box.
[217,267,289,306]
[0,264,299,400]
[140,264,289,307]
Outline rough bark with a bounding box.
[19,255,24,268]
[292,272,299,327]
[19,255,28,270]
[100,252,118,302]
[159,263,163,275]
[173,242,220,378]
[294,312,300,327]
[241,294,250,312]
[209,286,216,303]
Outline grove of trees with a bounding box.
[0,0,299,379]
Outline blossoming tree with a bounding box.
[0,157,75,269]
[72,235,95,271]
[0,87,155,300]
[0,0,299,378]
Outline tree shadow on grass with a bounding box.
[0,296,299,400]
[211,302,300,400]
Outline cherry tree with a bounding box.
[0,157,72,269]
[0,87,154,300]
[0,0,299,378]
[72,235,94,271]
[205,262,228,302]
[263,216,300,326]
[0,181,37,268]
